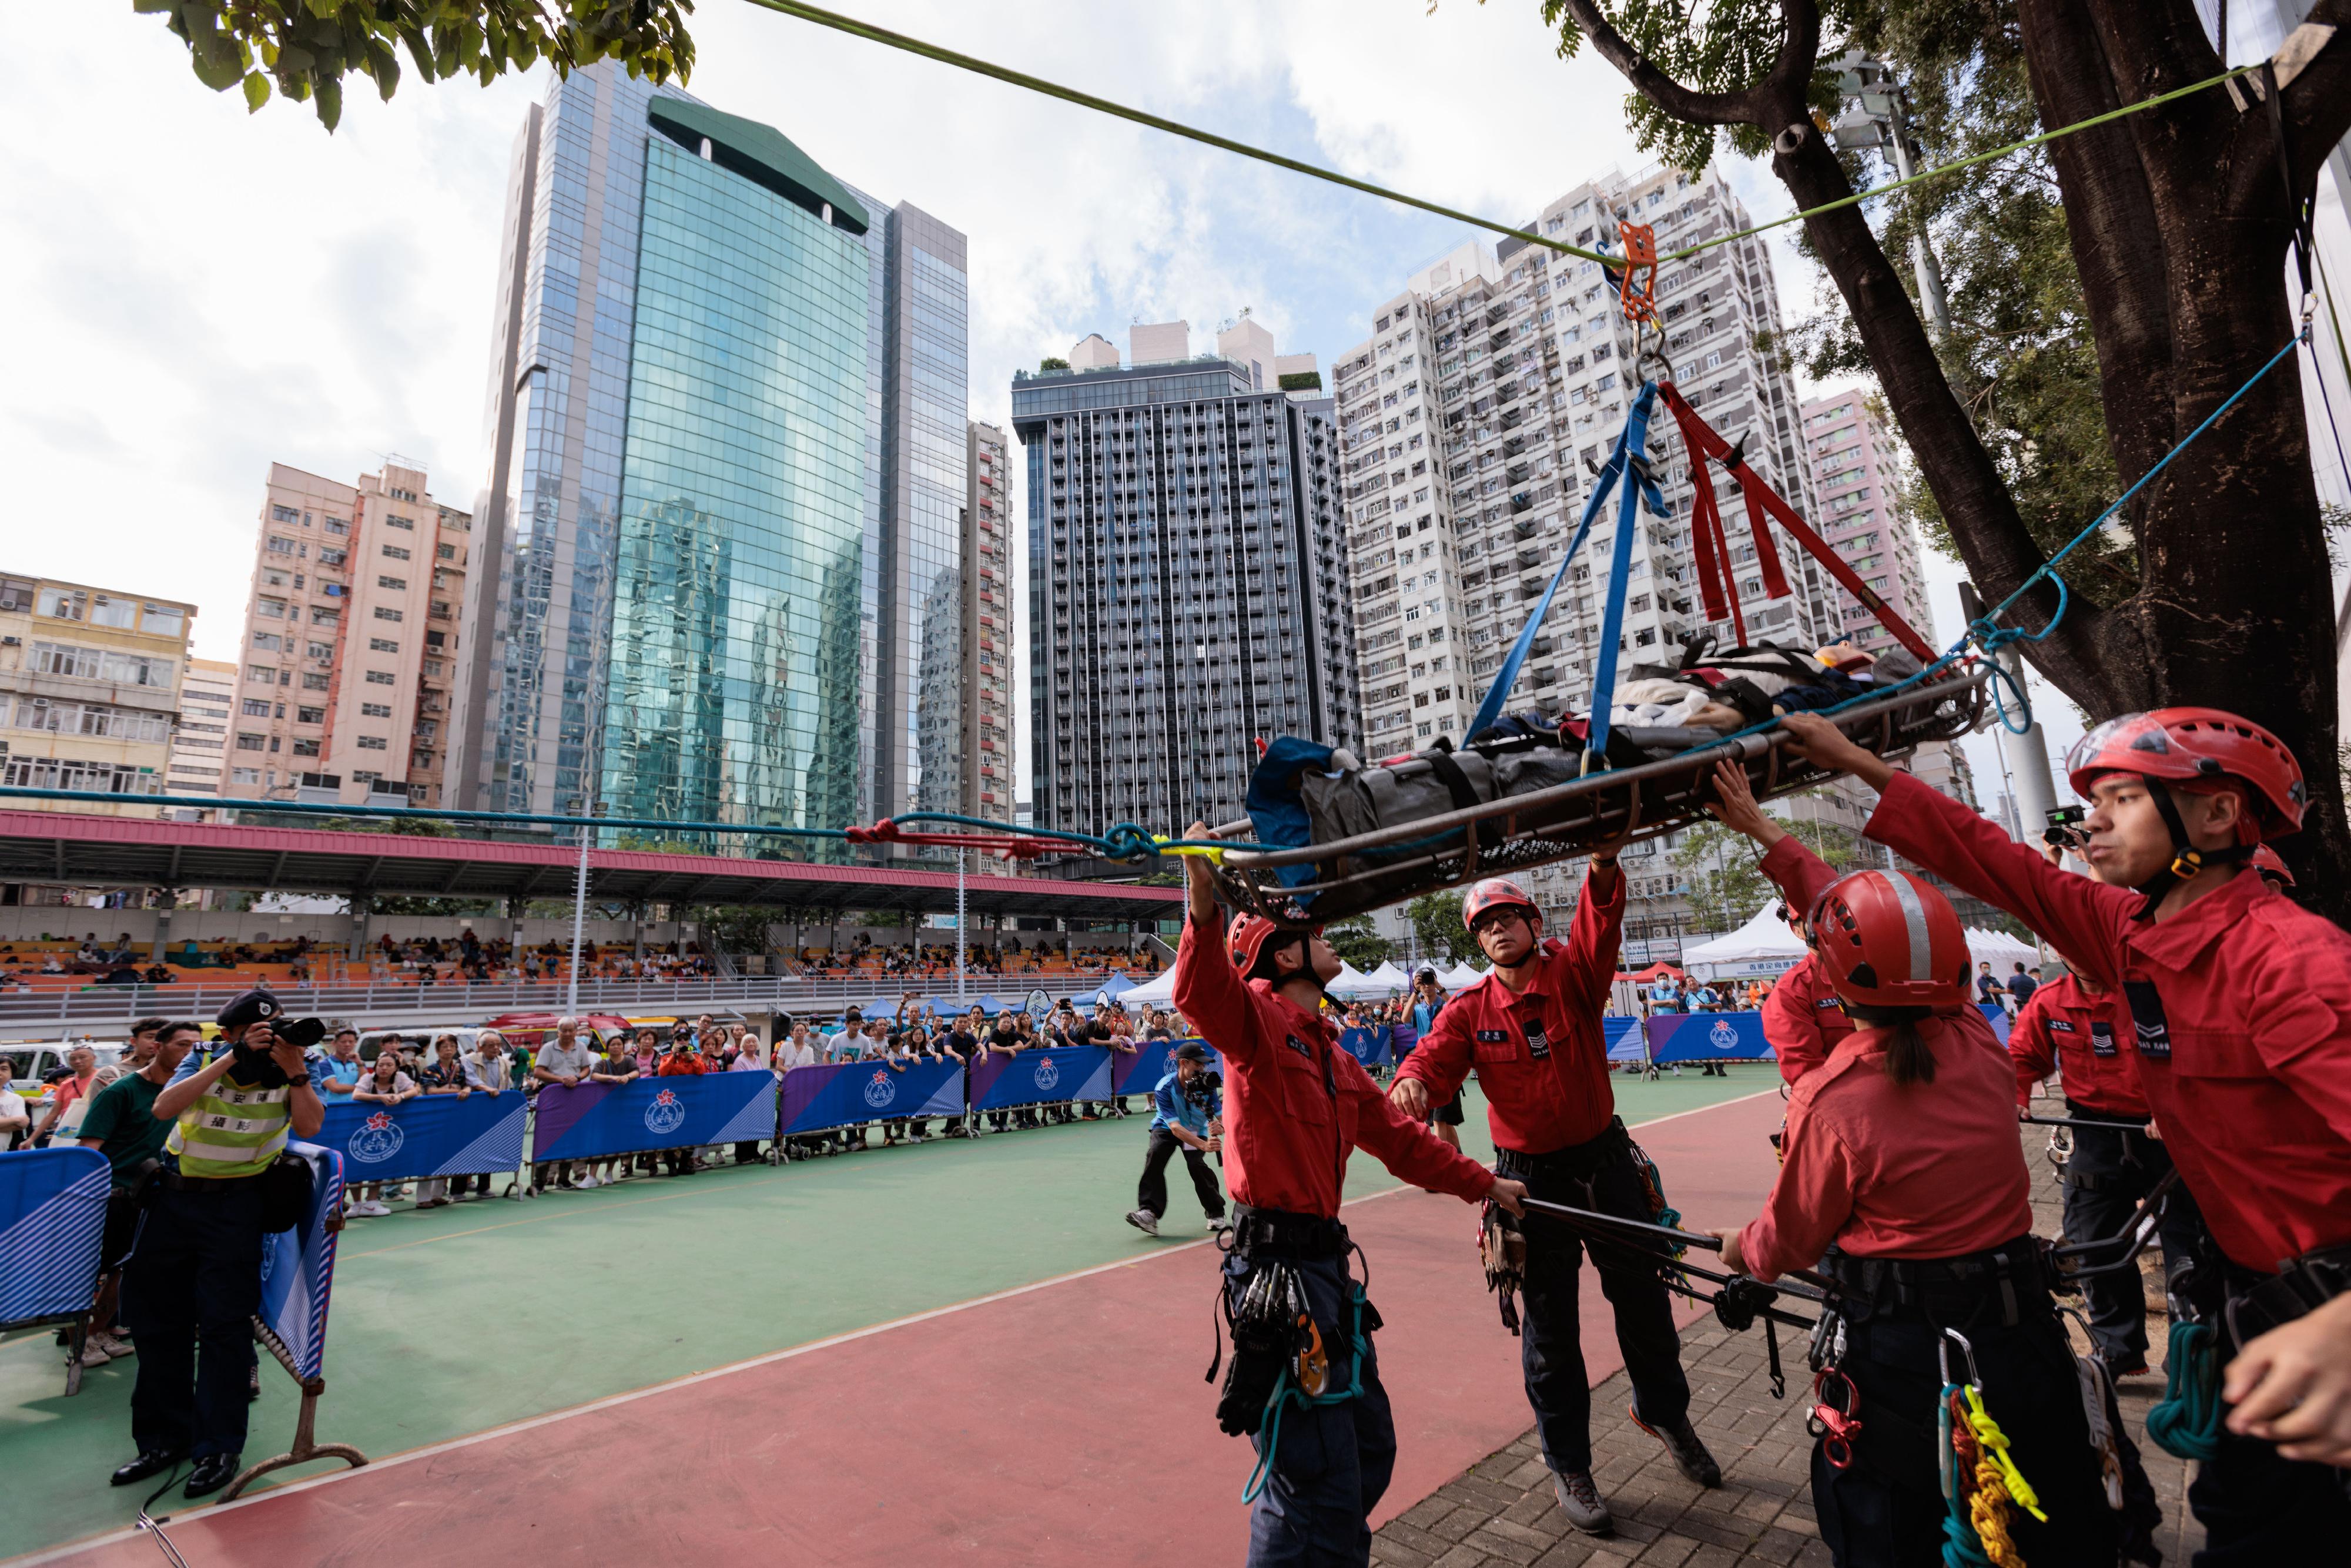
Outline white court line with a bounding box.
[9,1085,1777,1566]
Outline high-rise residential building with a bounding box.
[224,462,470,808]
[1335,165,1835,931]
[1016,320,1358,837]
[453,61,969,855]
[1797,389,1931,658]
[0,574,193,816]
[961,421,1013,822]
[164,657,237,807]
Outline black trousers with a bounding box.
[120,1185,264,1460]
[2059,1100,2203,1362]
[1814,1301,2119,1566]
[1137,1127,1224,1220]
[1500,1132,1689,1474]
[2188,1422,2351,1564]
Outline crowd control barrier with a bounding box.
[0,1145,110,1395]
[1646,1011,1777,1064]
[232,1140,364,1499]
[317,1092,528,1187]
[1114,1038,1179,1095]
[1604,1016,1647,1063]
[1978,1002,2012,1044]
[969,1045,1114,1110]
[780,1058,965,1134]
[1340,1026,1397,1070]
[530,1074,779,1165]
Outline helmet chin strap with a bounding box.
[2134,775,2252,916]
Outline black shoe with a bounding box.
[1629,1406,1722,1487]
[110,1449,186,1486]
[183,1453,241,1498]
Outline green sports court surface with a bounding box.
[1,1067,1779,1563]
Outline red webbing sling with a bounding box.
[1654,381,1935,662]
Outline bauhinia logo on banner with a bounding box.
[644,1087,688,1136]
[348,1111,404,1165]
[862,1069,896,1110]
[1709,1018,1740,1053]
[1033,1056,1060,1092]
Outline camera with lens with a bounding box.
[1182,1068,1224,1106]
[2043,805,2088,849]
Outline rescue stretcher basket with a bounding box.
[1205,662,1995,929]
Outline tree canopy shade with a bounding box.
[1322,914,1395,969]
[135,0,696,129]
[1527,0,2351,916]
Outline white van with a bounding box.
[355,1027,485,1065]
[3,1041,130,1100]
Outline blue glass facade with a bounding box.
[598,136,870,843]
[457,62,970,855]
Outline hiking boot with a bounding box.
[1125,1208,1160,1237]
[1550,1468,1612,1534]
[2099,1349,2152,1379]
[1630,1406,1722,1487]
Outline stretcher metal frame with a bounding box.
[1207,662,1997,927]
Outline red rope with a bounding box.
[843,819,1066,859]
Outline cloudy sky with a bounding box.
[0,0,2073,804]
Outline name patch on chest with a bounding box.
[2089,1021,2117,1058]
[2119,979,2171,1061]
[1474,1029,1509,1043]
[2047,1019,2077,1034]
[1284,1034,1313,1059]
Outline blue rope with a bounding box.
[1239,1284,1374,1505]
[2145,1319,2222,1460]
[1586,386,1672,763]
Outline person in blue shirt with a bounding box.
[1647,974,1683,1014]
[1404,968,1466,1149]
[1125,1042,1227,1238]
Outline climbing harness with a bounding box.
[1477,1198,1528,1335]
[1229,1265,1377,1505]
[2058,1306,2129,1510]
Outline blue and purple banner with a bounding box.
[1978,1002,2012,1044]
[968,1046,1114,1109]
[530,1074,778,1162]
[1645,1011,1775,1064]
[779,1060,964,1134]
[260,1142,345,1382]
[317,1091,527,1184]
[1116,1038,1184,1096]
[1340,1026,1397,1070]
[1604,1014,1647,1063]
[0,1145,109,1328]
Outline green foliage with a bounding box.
[689,904,778,954]
[1405,890,1465,963]
[1277,370,1324,391]
[1784,818,1863,872]
[1323,914,1393,969]
[1528,0,1860,172]
[1670,822,1771,933]
[1777,2,2135,605]
[614,832,704,855]
[370,896,497,916]
[136,1,696,131]
[1038,356,1071,372]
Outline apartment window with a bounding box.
[382,544,410,561]
[256,599,286,619]
[357,735,389,751]
[436,543,456,560]
[366,669,396,685]
[373,607,403,622]
[301,672,330,691]
[292,738,321,757]
[241,698,272,718]
[250,632,283,651]
[360,702,392,718]
[323,517,349,537]
[270,504,300,524]
[378,575,407,591]
[142,602,186,636]
[296,705,325,725]
[89,595,136,629]
[236,733,266,752]
[247,664,277,682]
[369,638,398,653]
[231,768,262,783]
[310,606,339,624]
[265,536,299,555]
[306,640,333,659]
[319,548,347,567]
[384,514,415,531]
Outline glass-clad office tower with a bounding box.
[451,62,969,853]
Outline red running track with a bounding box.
[29,1090,1786,1567]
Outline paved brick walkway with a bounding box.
[1372,1118,2200,1567]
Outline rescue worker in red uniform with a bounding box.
[1388,859,1720,1536]
[1707,762,1851,1085]
[1715,867,2121,1566]
[1171,823,1527,1568]
[2008,961,2203,1378]
[1779,708,2351,1553]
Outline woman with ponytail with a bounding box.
[1711,868,2126,1566]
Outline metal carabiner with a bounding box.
[1938,1326,1981,1390]
[1807,1365,1864,1470]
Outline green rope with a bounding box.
[742,1,2253,276]
[2145,1320,2223,1460]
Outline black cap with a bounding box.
[1175,1041,1210,1064]
[215,988,282,1032]
[1415,967,1438,983]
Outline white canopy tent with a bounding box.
[1358,960,1411,995]
[1116,969,1180,1009]
[1324,961,1389,1001]
[1441,961,1489,990]
[1679,903,1808,976]
[1966,927,2042,967]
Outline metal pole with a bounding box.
[956,846,968,1003]
[564,799,595,1016]
[1958,581,2058,840]
[1883,111,1953,340]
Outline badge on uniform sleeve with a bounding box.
[2088,1021,2116,1058]
[2119,979,2170,1061]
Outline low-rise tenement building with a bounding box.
[0,574,194,816]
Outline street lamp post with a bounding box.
[955,846,968,1004]
[564,798,601,1016]
[1828,51,1953,340]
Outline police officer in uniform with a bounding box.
[1173,823,1527,1568]
[1391,865,1719,1535]
[1716,869,2119,1565]
[110,990,323,1497]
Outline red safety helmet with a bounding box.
[2251,843,2296,888]
[1806,869,1970,1008]
[1462,876,1540,930]
[2065,708,2307,840]
[1229,914,1314,978]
